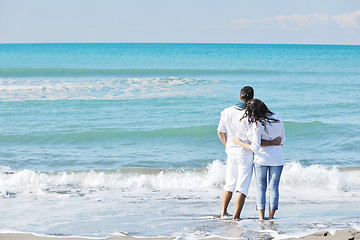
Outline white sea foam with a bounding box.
[0,77,208,101]
[0,165,11,172]
[1,164,359,239]
[280,162,360,202]
[1,161,360,203]
[0,161,225,198]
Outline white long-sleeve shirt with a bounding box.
[217,106,253,156]
[248,113,285,166]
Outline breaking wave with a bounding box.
[1,161,360,202]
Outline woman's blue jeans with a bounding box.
[254,163,283,210]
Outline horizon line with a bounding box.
[0,41,359,46]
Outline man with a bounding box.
[217,86,280,220]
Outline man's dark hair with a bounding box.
[240,86,254,102]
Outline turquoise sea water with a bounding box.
[1,43,360,239]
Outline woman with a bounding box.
[233,99,285,220]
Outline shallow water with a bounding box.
[0,43,360,239]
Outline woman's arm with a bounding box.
[232,123,262,152]
[232,137,252,151]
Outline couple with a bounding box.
[217,86,285,220]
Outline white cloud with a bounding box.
[275,13,331,27]
[331,10,360,28]
[234,17,272,25]
[233,10,360,29]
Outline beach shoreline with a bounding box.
[0,233,173,240]
[284,228,360,240]
[1,228,359,240]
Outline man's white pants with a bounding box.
[223,154,253,196]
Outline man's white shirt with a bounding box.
[217,106,252,156]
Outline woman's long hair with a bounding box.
[241,99,279,132]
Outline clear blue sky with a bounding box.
[1,0,360,44]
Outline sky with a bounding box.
[1,0,360,44]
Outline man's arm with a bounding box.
[261,137,281,146]
[217,131,227,147]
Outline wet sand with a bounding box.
[0,228,359,240]
[0,234,173,240]
[284,228,360,240]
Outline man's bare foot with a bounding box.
[220,213,232,219]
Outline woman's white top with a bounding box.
[247,113,285,166]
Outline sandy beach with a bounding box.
[0,228,359,240]
[285,228,360,240]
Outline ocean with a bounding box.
[0,43,359,239]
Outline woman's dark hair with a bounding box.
[241,99,279,132]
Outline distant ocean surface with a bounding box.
[1,43,360,239]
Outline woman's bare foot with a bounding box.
[269,209,276,220]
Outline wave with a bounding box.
[0,77,205,91]
[283,120,360,134]
[0,125,217,144]
[0,120,352,144]
[1,67,359,78]
[284,121,328,134]
[0,120,353,144]
[0,67,283,77]
[1,161,360,202]
[0,77,208,101]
